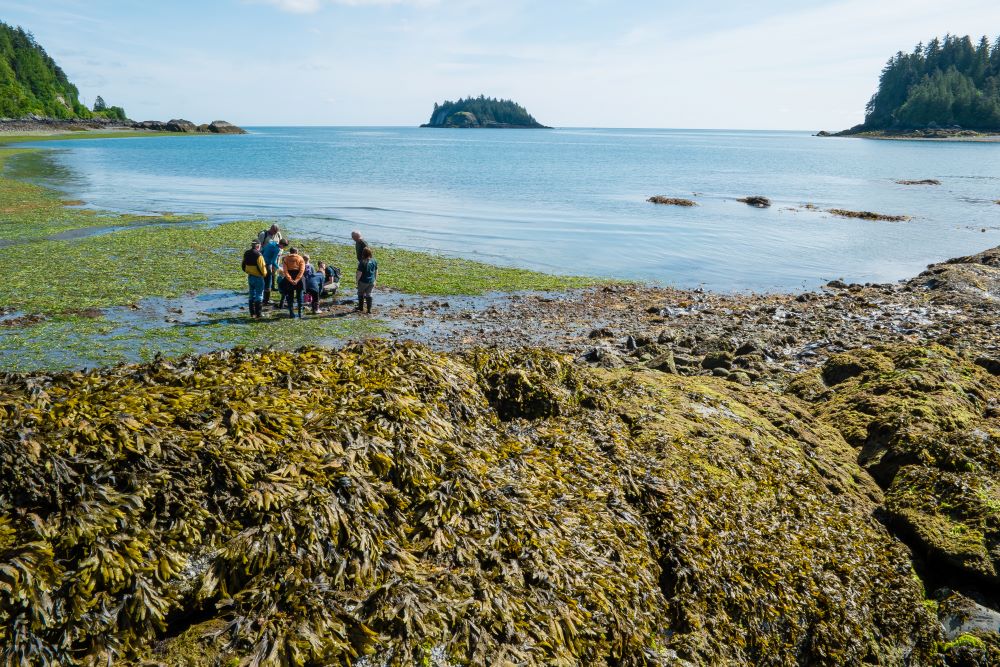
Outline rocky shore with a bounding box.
[820,127,1000,142]
[0,115,246,134]
[3,244,1000,666]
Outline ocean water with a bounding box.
[17,127,1000,291]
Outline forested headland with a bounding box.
[841,34,1000,134]
[421,95,549,128]
[0,21,125,120]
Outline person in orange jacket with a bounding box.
[280,247,306,318]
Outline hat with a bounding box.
[251,239,261,246]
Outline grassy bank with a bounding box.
[0,138,607,370]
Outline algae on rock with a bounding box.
[0,342,940,665]
[791,344,1000,592]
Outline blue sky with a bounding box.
[3,0,999,128]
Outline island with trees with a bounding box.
[0,20,244,134]
[421,95,550,128]
[832,34,1000,138]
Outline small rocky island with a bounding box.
[421,95,550,128]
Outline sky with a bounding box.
[3,0,1000,129]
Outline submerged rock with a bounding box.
[896,179,942,185]
[0,341,940,666]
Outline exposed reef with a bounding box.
[647,196,697,206]
[828,208,911,222]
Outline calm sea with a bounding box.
[18,127,1000,291]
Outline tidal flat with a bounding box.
[0,139,605,370]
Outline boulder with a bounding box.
[701,350,734,370]
[737,196,771,208]
[164,118,197,132]
[207,120,247,134]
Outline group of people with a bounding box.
[241,225,379,319]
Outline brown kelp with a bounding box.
[827,208,911,222]
[1,342,940,665]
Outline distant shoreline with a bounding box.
[823,129,1000,143]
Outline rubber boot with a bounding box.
[287,299,295,319]
[365,296,373,314]
[297,301,303,319]
[254,302,262,318]
[262,289,270,307]
[355,294,365,312]
[249,298,255,319]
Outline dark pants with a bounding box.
[282,282,303,317]
[306,289,321,313]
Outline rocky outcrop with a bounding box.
[897,179,941,185]
[909,246,1000,306]
[1,116,247,134]
[0,342,944,666]
[791,346,1000,608]
[207,120,243,134]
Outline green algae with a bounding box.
[0,312,390,372]
[0,342,940,666]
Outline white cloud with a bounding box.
[253,0,437,12]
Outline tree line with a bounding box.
[0,21,125,120]
[862,34,1000,131]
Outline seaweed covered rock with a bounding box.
[909,245,1000,307]
[791,345,1000,592]
[0,342,939,665]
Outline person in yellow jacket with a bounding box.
[241,240,268,318]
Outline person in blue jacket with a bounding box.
[304,262,326,314]
[355,246,378,313]
[261,238,287,306]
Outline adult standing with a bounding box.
[241,240,267,318]
[355,246,378,314]
[258,224,283,247]
[261,238,287,306]
[351,230,369,262]
[281,247,306,319]
[351,230,370,308]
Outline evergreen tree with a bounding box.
[0,21,92,118]
[93,95,106,111]
[861,34,1000,131]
